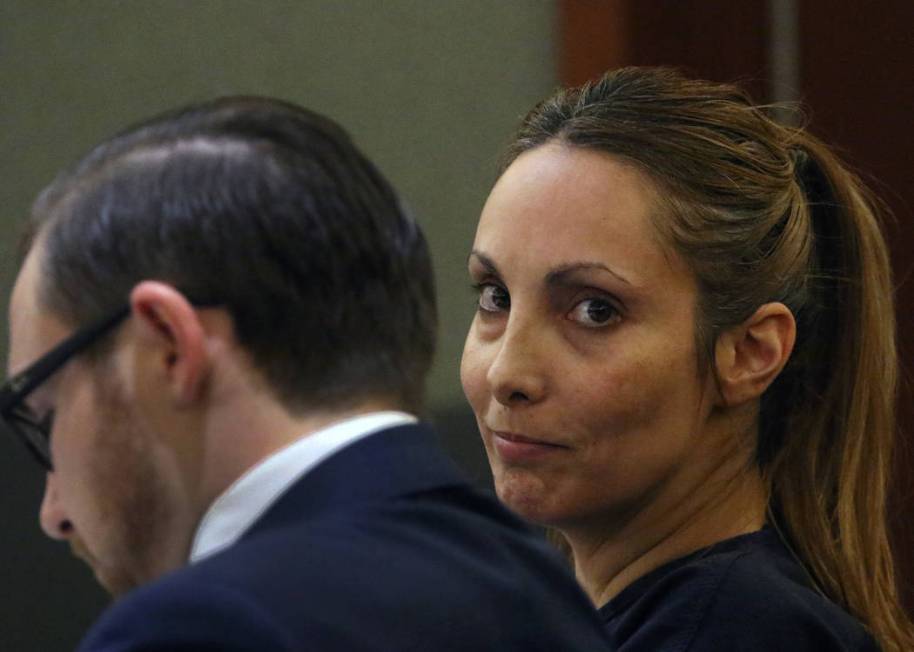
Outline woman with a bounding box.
[461,67,914,651]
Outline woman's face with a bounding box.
[461,144,718,532]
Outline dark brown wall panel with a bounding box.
[799,0,914,612]
[559,0,769,100]
[559,1,632,87]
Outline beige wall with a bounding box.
[0,0,557,410]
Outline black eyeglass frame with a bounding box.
[0,304,131,471]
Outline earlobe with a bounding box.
[129,282,210,408]
[714,303,796,407]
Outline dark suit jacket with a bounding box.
[76,423,611,651]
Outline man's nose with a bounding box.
[39,473,73,540]
[487,318,548,407]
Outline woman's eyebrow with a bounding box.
[546,262,632,287]
[467,251,501,276]
[468,253,633,287]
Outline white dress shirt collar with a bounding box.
[189,410,417,563]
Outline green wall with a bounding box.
[0,0,557,410]
[0,4,556,649]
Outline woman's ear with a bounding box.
[128,281,210,408]
[713,303,796,407]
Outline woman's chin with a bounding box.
[494,472,562,526]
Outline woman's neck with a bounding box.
[565,446,768,608]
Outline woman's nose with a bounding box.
[486,321,547,407]
[39,473,74,540]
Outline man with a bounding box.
[1,97,609,651]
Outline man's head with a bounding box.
[4,97,437,593]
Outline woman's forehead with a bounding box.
[475,145,685,287]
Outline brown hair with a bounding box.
[504,67,913,651]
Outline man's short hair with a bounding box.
[27,96,437,413]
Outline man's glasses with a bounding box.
[0,305,130,471]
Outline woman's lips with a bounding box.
[491,430,569,464]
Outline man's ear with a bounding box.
[713,303,796,407]
[128,281,209,407]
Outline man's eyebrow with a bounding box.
[467,251,501,277]
[546,262,632,286]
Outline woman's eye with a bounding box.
[569,298,620,327]
[476,284,510,313]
